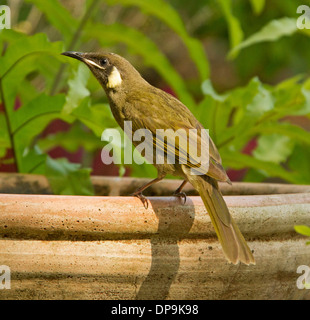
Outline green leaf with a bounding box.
[45,156,94,196]
[105,0,209,81]
[0,149,7,159]
[221,150,299,183]
[229,17,297,58]
[243,168,268,183]
[11,94,67,172]
[217,77,274,149]
[250,122,310,146]
[253,134,294,164]
[199,80,232,141]
[130,162,158,178]
[294,225,310,237]
[63,64,90,114]
[218,0,244,58]
[0,29,25,43]
[0,32,63,79]
[72,98,116,137]
[0,32,63,113]
[288,144,310,183]
[0,113,10,149]
[38,124,102,153]
[201,80,227,102]
[244,78,274,117]
[11,93,66,136]
[298,83,310,116]
[19,146,47,174]
[271,77,310,118]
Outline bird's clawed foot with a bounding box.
[132,192,149,209]
[173,191,187,205]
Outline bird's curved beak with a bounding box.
[62,51,104,70]
[61,51,84,61]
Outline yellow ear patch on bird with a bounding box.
[84,59,105,70]
[107,66,122,88]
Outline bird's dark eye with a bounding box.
[100,58,108,66]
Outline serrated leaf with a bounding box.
[0,32,63,79]
[45,156,94,196]
[217,77,274,149]
[0,33,63,113]
[253,134,294,164]
[271,78,310,118]
[245,78,274,116]
[63,64,90,114]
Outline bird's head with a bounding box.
[61,51,145,91]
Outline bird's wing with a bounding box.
[123,89,229,182]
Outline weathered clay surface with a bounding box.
[1,172,310,196]
[0,174,310,300]
[1,239,309,300]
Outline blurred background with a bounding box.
[1,0,310,195]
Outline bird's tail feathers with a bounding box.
[185,172,255,265]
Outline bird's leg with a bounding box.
[131,176,164,209]
[173,180,187,204]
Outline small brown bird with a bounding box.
[62,51,255,265]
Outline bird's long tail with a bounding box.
[186,174,255,265]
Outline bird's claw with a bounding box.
[132,192,149,209]
[173,192,187,205]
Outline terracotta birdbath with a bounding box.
[0,173,309,300]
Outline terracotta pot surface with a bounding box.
[0,173,310,300]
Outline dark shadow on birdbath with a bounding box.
[135,197,195,300]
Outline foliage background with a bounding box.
[1,0,310,195]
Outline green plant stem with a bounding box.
[50,0,100,95]
[0,79,19,171]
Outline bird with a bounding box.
[62,51,255,265]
